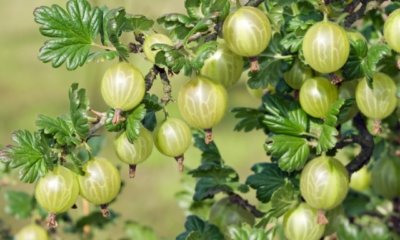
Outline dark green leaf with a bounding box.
[69,83,89,140]
[362,44,392,84]
[336,217,359,240]
[8,130,56,183]
[246,163,288,202]
[342,191,370,217]
[34,0,102,69]
[36,115,79,146]
[193,131,221,163]
[193,178,233,201]
[232,107,265,132]
[176,215,224,240]
[142,94,163,112]
[268,181,300,217]
[263,95,308,136]
[105,109,126,132]
[126,104,147,143]
[268,135,310,172]
[4,191,35,219]
[189,162,238,180]
[72,211,119,232]
[123,221,158,240]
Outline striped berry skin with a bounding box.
[299,77,338,119]
[100,62,145,111]
[143,33,173,64]
[349,166,371,192]
[283,60,313,90]
[78,158,121,205]
[222,6,272,57]
[384,9,400,53]
[200,41,244,88]
[15,224,49,240]
[35,166,79,214]
[356,72,397,120]
[300,156,349,210]
[283,203,325,240]
[154,118,192,157]
[372,158,400,200]
[178,76,228,129]
[302,21,350,73]
[114,127,153,165]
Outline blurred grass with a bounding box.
[0,0,267,239]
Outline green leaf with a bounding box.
[4,191,35,219]
[193,131,222,163]
[193,178,233,201]
[154,46,189,73]
[246,163,289,203]
[126,104,147,143]
[7,130,56,183]
[104,8,130,60]
[189,162,238,180]
[231,107,265,132]
[123,221,158,240]
[73,211,119,233]
[142,94,163,131]
[185,0,230,20]
[228,224,269,240]
[342,191,370,217]
[176,215,224,240]
[191,41,218,70]
[34,0,102,69]
[268,181,300,217]
[105,109,126,132]
[36,115,79,146]
[124,15,154,32]
[157,13,194,40]
[336,217,359,240]
[268,135,310,172]
[361,44,392,84]
[69,83,89,140]
[263,95,308,136]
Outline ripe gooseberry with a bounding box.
[302,20,350,73]
[371,157,400,200]
[223,6,272,57]
[154,117,192,171]
[349,166,371,192]
[15,224,49,240]
[209,197,255,237]
[299,77,338,119]
[178,76,227,143]
[384,9,400,53]
[283,203,325,240]
[35,166,79,227]
[300,156,349,210]
[283,60,313,90]
[200,41,244,88]
[355,72,397,121]
[143,33,173,64]
[78,157,121,216]
[114,126,153,178]
[100,62,145,123]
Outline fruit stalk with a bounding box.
[100,204,110,218]
[174,155,184,172]
[129,164,137,178]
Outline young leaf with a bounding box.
[246,163,289,202]
[104,8,130,60]
[34,0,102,69]
[36,115,79,146]
[231,107,265,132]
[263,95,308,136]
[228,223,269,240]
[69,83,89,140]
[268,181,300,218]
[126,104,146,143]
[4,191,35,219]
[176,215,224,240]
[124,15,154,32]
[7,130,56,183]
[267,135,310,172]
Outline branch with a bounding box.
[228,192,265,218]
[344,0,368,28]
[88,109,107,136]
[157,66,173,105]
[332,114,374,174]
[144,66,160,91]
[245,0,265,7]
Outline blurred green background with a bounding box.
[0,0,266,239]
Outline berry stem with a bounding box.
[204,128,213,144]
[317,210,329,225]
[100,204,110,218]
[372,119,382,135]
[129,164,137,178]
[47,213,58,228]
[175,155,184,172]
[112,109,122,125]
[249,57,260,72]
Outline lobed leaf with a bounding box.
[69,83,89,140]
[36,114,79,146]
[126,104,147,143]
[176,215,224,240]
[268,181,300,218]
[4,191,35,219]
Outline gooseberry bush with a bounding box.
[1,0,400,239]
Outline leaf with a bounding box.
[185,0,230,20]
[123,221,158,240]
[246,163,289,203]
[104,8,130,60]
[361,44,392,84]
[73,211,119,232]
[69,83,89,140]
[268,181,300,217]
[176,215,224,240]
[193,178,233,201]
[191,41,218,70]
[126,104,146,143]
[34,0,102,69]
[4,191,35,219]
[231,107,265,132]
[124,15,154,32]
[7,130,56,183]
[154,46,189,73]
[342,191,370,217]
[157,13,194,40]
[228,224,269,240]
[268,135,310,172]
[36,115,79,146]
[193,131,222,163]
[263,95,308,136]
[189,162,238,180]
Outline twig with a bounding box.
[145,66,160,91]
[88,110,107,136]
[175,30,213,49]
[245,0,265,7]
[344,0,368,28]
[228,192,265,218]
[390,198,400,234]
[158,66,173,105]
